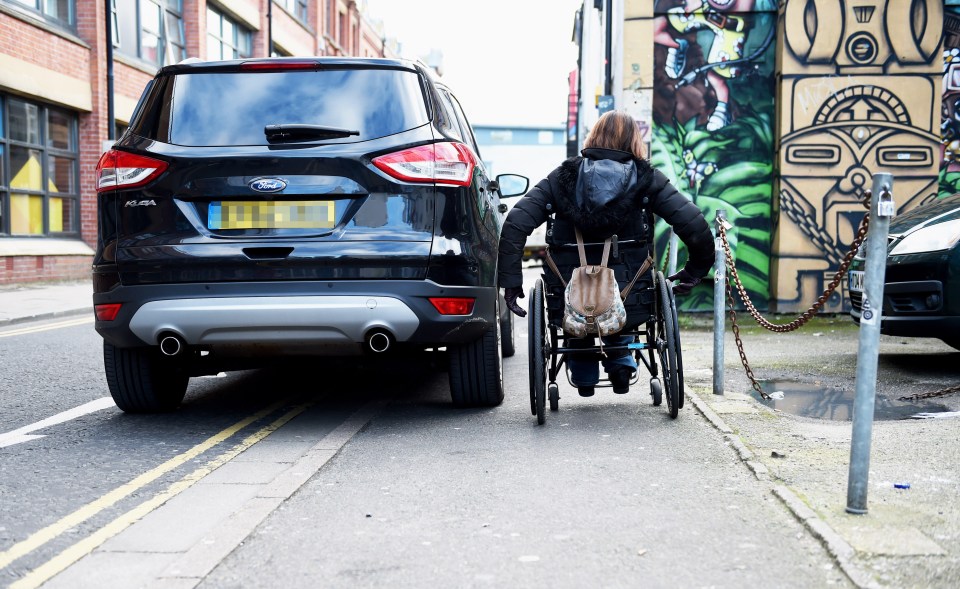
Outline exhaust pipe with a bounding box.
[159,333,185,356]
[365,329,393,353]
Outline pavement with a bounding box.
[0,280,93,326]
[2,279,959,588]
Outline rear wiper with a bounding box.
[264,124,360,143]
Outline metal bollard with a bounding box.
[667,230,679,277]
[846,174,894,515]
[713,210,726,396]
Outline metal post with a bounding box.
[667,230,679,278]
[846,174,894,514]
[267,1,273,57]
[604,0,612,97]
[105,0,115,141]
[713,210,726,396]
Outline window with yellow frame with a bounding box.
[1,95,79,237]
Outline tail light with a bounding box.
[240,60,317,71]
[372,142,476,187]
[95,303,122,321]
[429,297,475,315]
[96,150,168,192]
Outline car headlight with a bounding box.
[889,218,960,255]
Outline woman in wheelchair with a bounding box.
[497,110,714,397]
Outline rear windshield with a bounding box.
[150,68,429,146]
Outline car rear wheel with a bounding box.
[104,342,189,413]
[449,304,505,407]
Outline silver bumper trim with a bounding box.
[128,296,420,346]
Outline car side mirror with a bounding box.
[495,174,529,198]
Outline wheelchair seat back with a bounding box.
[542,238,656,329]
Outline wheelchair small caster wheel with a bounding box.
[649,377,663,406]
[548,383,560,411]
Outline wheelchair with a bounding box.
[526,234,684,425]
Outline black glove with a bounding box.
[503,286,527,317]
[667,268,700,296]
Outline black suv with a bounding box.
[92,57,527,412]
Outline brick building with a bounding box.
[0,0,394,285]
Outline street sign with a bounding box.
[597,95,614,114]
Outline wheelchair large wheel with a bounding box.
[668,282,685,409]
[528,279,547,425]
[656,271,680,419]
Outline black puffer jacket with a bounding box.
[497,147,714,289]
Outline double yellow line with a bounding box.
[0,317,93,339]
[2,398,313,589]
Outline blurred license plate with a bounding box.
[208,201,334,230]
[848,270,865,292]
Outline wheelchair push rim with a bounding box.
[528,278,548,424]
[656,270,681,419]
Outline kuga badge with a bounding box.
[250,178,287,193]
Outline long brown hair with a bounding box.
[583,111,646,160]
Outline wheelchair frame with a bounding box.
[526,237,685,425]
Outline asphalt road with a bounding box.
[0,289,855,589]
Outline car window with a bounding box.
[446,91,482,158]
[152,68,429,146]
[434,88,464,143]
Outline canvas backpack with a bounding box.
[545,228,653,342]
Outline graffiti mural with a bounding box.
[649,0,778,311]
[775,0,941,313]
[942,5,960,198]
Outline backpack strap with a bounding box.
[544,249,567,288]
[620,254,655,300]
[545,229,620,288]
[575,228,611,267]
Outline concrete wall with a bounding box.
[639,0,778,311]
[774,0,941,313]
[622,0,944,313]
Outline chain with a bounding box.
[720,192,871,333]
[898,385,960,402]
[719,190,873,400]
[725,260,771,399]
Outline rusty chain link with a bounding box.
[898,385,960,402]
[724,263,770,399]
[720,191,873,400]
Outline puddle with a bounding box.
[749,380,952,421]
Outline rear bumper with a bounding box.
[94,280,497,349]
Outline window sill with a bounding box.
[0,238,94,256]
[114,53,160,76]
[274,3,315,36]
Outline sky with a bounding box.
[363,0,583,128]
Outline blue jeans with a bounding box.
[567,335,638,387]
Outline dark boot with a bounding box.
[609,367,633,394]
[578,386,595,397]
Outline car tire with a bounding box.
[500,296,516,358]
[449,306,505,407]
[104,342,189,413]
